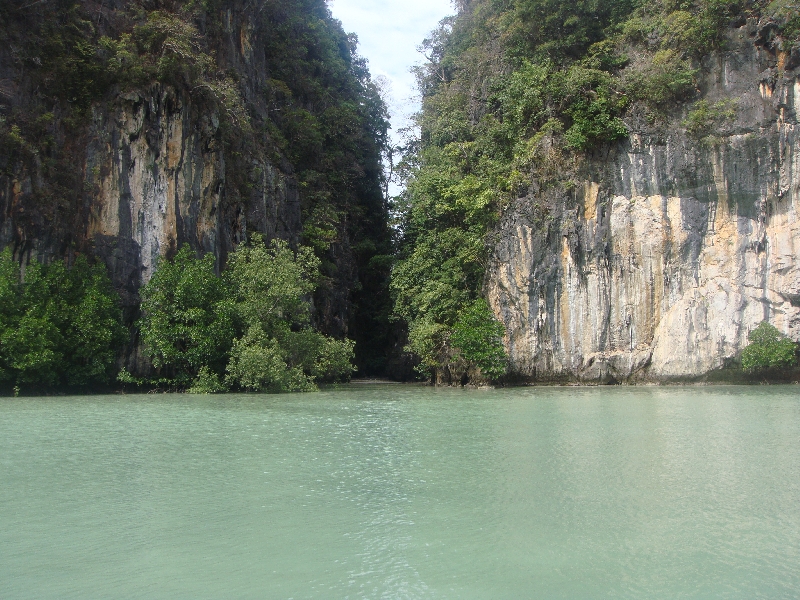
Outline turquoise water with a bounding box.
[1,385,798,598]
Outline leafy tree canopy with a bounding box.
[137,239,355,393]
[741,322,798,373]
[225,236,355,392]
[138,246,236,388]
[450,299,507,380]
[0,248,125,391]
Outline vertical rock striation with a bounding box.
[487,21,800,382]
[84,87,300,309]
[0,3,303,310]
[0,0,392,374]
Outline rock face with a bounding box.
[0,1,388,373]
[0,6,302,306]
[487,21,800,382]
[84,87,300,309]
[1,8,307,293]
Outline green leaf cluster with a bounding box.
[0,248,125,392]
[137,238,355,393]
[622,50,697,105]
[450,300,508,381]
[225,237,355,392]
[741,322,798,373]
[137,246,236,388]
[683,98,738,138]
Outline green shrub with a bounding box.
[138,246,236,387]
[493,61,549,135]
[559,66,629,150]
[188,366,227,394]
[406,319,449,378]
[391,228,482,329]
[623,50,697,105]
[51,258,128,386]
[137,238,357,393]
[224,236,355,392]
[225,327,316,393]
[668,1,751,55]
[683,99,737,137]
[450,299,507,381]
[741,322,798,372]
[0,249,125,391]
[226,237,319,329]
[661,10,704,51]
[116,367,140,386]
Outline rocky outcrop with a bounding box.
[487,20,800,382]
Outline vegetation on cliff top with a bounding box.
[391,0,796,382]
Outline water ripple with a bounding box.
[0,386,798,598]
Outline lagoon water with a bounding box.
[1,385,799,599]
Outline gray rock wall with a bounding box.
[487,21,800,382]
[0,3,303,373]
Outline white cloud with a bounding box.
[328,0,454,137]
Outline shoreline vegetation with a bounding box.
[4,237,797,395]
[7,378,800,398]
[1,238,357,396]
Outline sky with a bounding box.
[327,0,455,138]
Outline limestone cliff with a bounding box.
[487,20,800,382]
[0,0,392,374]
[83,86,300,309]
[2,3,298,289]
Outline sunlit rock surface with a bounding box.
[487,21,800,382]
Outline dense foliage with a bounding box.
[136,239,355,393]
[449,300,507,380]
[137,247,236,388]
[225,237,355,392]
[252,1,394,373]
[0,238,355,394]
[392,0,793,381]
[741,322,798,373]
[0,249,125,392]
